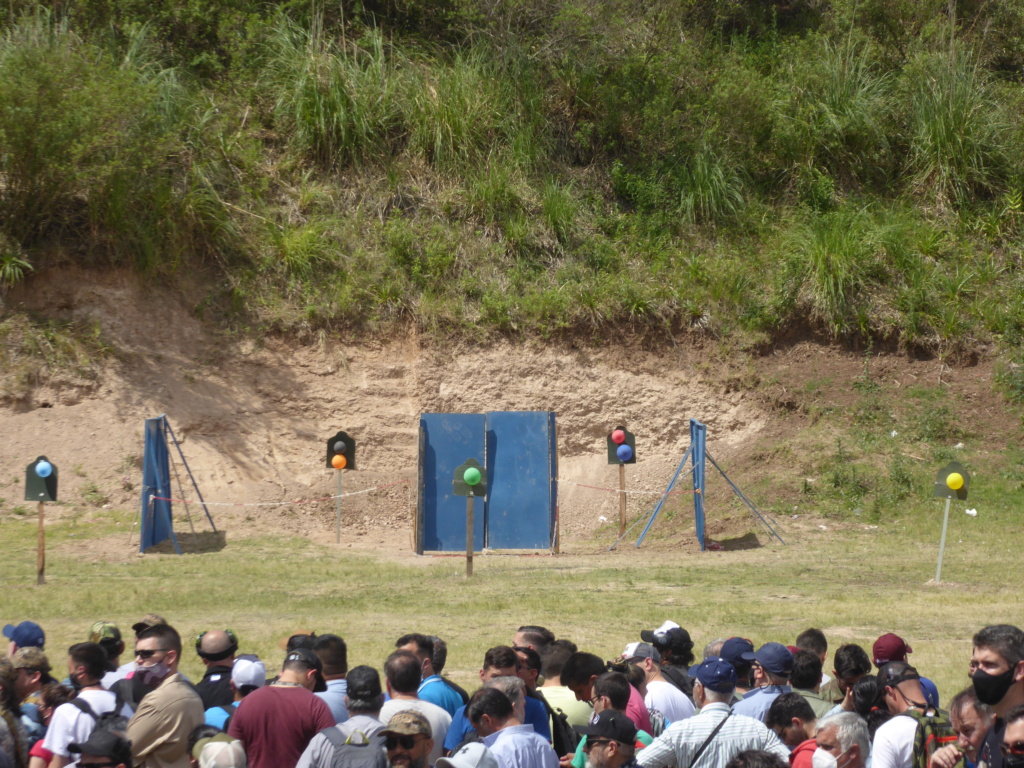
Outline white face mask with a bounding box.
[812,748,838,768]
[135,660,171,686]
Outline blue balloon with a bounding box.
[35,461,52,478]
[616,444,633,462]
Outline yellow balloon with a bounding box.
[332,454,347,469]
[946,472,963,490]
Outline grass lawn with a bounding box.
[1,485,1019,709]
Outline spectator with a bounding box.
[194,631,239,710]
[999,705,1024,768]
[0,657,27,768]
[379,651,451,765]
[790,651,831,719]
[313,635,350,724]
[872,662,938,768]
[765,694,817,768]
[795,631,830,689]
[436,742,500,768]
[383,711,434,768]
[296,665,387,768]
[44,642,119,768]
[204,657,266,730]
[228,648,334,768]
[4,624,44,658]
[570,673,655,768]
[563,653,652,736]
[929,688,994,768]
[971,625,1024,768]
[724,752,788,768]
[720,640,756,702]
[11,649,53,741]
[734,645,794,723]
[467,687,558,768]
[427,637,470,708]
[538,644,593,729]
[814,712,869,768]
[579,710,643,768]
[621,643,694,725]
[821,647,873,711]
[640,623,695,699]
[87,623,126,689]
[27,683,72,768]
[513,628,556,656]
[635,657,788,768]
[127,624,205,768]
[396,635,461,718]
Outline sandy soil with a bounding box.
[0,268,1007,560]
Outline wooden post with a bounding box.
[619,463,627,536]
[37,501,45,585]
[336,470,342,544]
[554,505,561,554]
[935,496,952,583]
[466,495,474,577]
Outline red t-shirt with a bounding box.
[791,737,817,768]
[30,740,53,762]
[626,684,653,735]
[228,685,335,768]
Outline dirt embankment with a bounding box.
[0,268,1009,557]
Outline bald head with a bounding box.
[198,630,237,666]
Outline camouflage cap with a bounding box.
[89,621,122,645]
[381,710,432,739]
[131,614,167,634]
[12,646,51,674]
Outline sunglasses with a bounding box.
[385,735,425,751]
[1001,743,1024,757]
[134,648,169,659]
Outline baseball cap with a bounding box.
[284,648,327,692]
[131,613,167,634]
[873,633,912,666]
[720,637,755,669]
[580,709,638,745]
[199,739,247,768]
[231,656,267,690]
[69,730,133,764]
[192,733,237,761]
[382,710,433,738]
[436,742,500,768]
[622,642,661,664]
[11,647,53,681]
[693,657,737,693]
[641,621,693,650]
[3,621,45,649]
[878,661,921,689]
[346,665,383,701]
[741,643,794,677]
[89,621,122,645]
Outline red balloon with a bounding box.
[332,455,347,469]
[611,429,626,444]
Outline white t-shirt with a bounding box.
[872,713,919,768]
[645,680,696,724]
[43,689,118,760]
[378,698,452,765]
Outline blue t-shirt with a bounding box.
[443,696,551,752]
[205,701,238,730]
[419,675,464,717]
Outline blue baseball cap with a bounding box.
[720,637,754,669]
[3,621,45,649]
[741,642,794,677]
[694,657,737,693]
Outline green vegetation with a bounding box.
[2,0,1024,355]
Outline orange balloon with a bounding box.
[332,454,347,469]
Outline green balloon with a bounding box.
[464,467,482,486]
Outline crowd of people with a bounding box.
[2,616,1023,768]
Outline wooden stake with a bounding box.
[466,495,474,577]
[37,501,45,585]
[336,470,343,544]
[619,463,626,536]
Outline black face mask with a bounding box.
[68,671,83,692]
[1004,755,1024,768]
[972,667,1016,706]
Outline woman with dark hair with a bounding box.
[0,658,28,768]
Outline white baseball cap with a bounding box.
[231,657,267,690]
[436,742,500,768]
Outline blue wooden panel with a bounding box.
[485,411,556,549]
[419,414,486,552]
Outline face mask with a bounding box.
[972,667,1016,706]
[135,660,171,686]
[1005,756,1024,768]
[812,748,846,768]
[68,671,83,692]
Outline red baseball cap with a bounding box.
[873,633,912,667]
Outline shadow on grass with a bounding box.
[715,532,762,551]
[144,530,227,554]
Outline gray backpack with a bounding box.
[317,729,388,768]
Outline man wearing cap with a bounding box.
[194,631,239,710]
[872,661,943,768]
[732,645,794,723]
[229,648,334,768]
[622,643,694,725]
[11,648,53,741]
[467,686,558,768]
[87,622,127,689]
[641,623,695,700]
[67,731,133,768]
[204,656,266,730]
[297,665,388,768]
[580,710,644,768]
[125,624,204,768]
[191,733,246,768]
[383,711,434,768]
[44,642,121,768]
[380,651,451,765]
[720,640,756,703]
[4,622,45,658]
[636,658,789,768]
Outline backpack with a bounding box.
[535,693,579,756]
[70,698,131,736]
[109,677,142,716]
[901,708,958,768]
[317,728,388,768]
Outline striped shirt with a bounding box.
[636,702,790,768]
